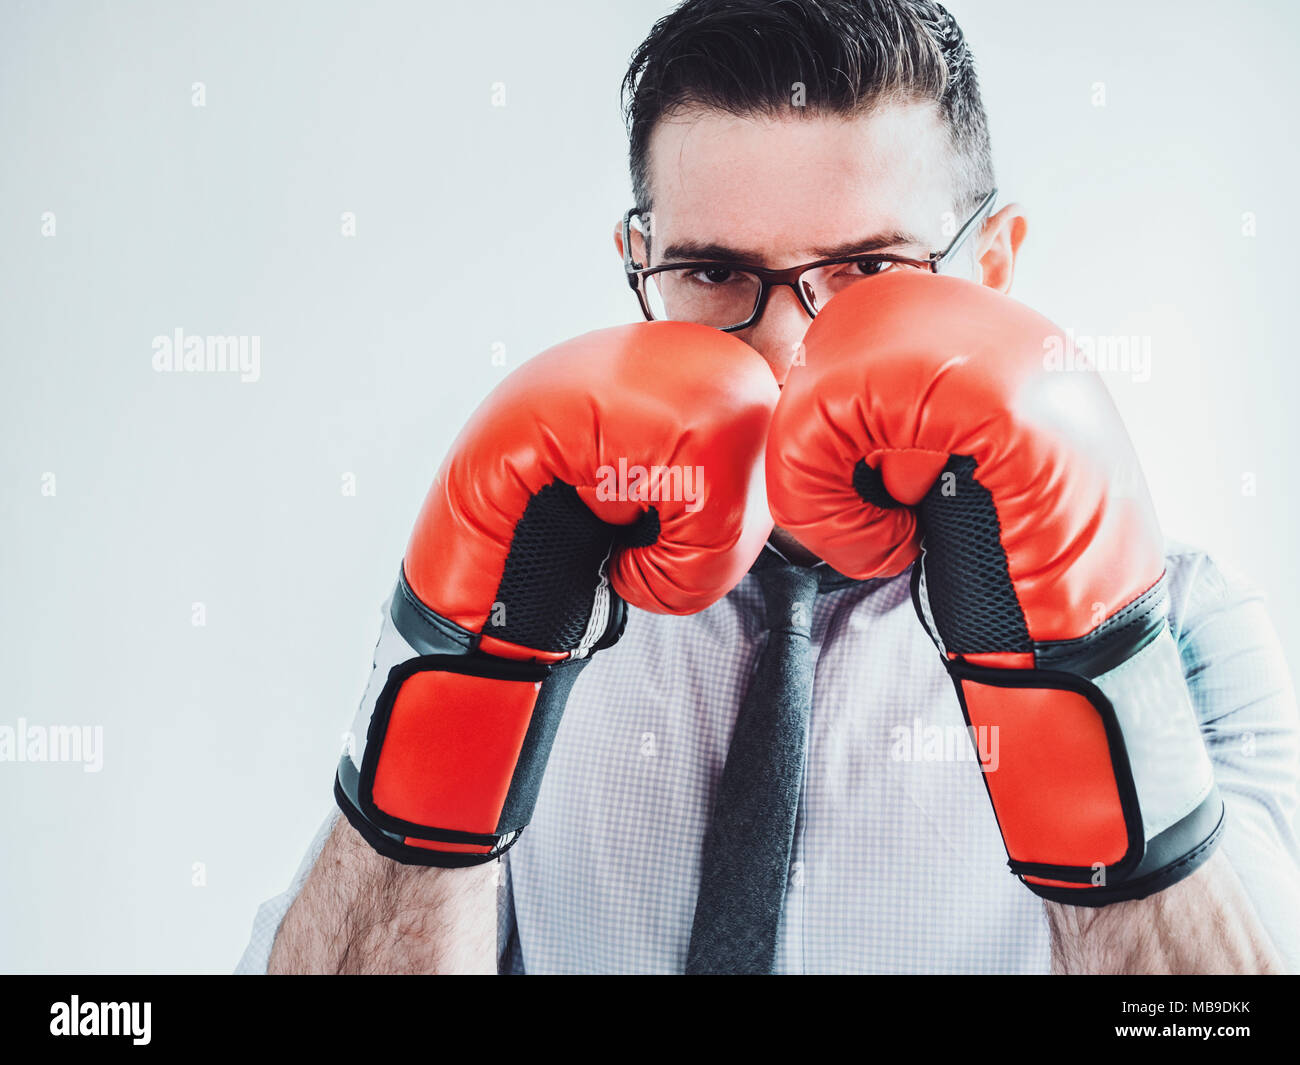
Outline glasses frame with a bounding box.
[622,187,998,333]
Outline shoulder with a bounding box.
[1160,537,1296,714]
[1161,536,1264,635]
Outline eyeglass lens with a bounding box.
[644,259,915,329]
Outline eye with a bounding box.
[687,266,741,285]
[847,258,897,277]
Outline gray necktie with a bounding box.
[685,553,828,975]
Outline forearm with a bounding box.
[267,816,498,974]
[1045,849,1283,974]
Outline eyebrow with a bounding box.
[659,230,928,264]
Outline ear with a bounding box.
[976,203,1028,293]
[615,215,652,268]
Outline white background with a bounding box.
[1,0,1297,972]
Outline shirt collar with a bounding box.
[750,539,866,593]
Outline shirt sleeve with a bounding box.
[1166,545,1300,971]
[233,807,340,974]
[497,853,525,974]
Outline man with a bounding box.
[241,0,1299,974]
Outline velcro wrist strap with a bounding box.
[335,572,595,868]
[334,767,520,868]
[336,652,590,867]
[910,558,1225,906]
[948,629,1223,904]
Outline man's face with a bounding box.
[635,99,970,383]
[617,98,1023,564]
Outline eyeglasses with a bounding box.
[622,188,997,332]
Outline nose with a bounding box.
[737,283,813,387]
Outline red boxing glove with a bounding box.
[337,322,778,865]
[767,271,1222,904]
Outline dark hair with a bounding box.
[622,0,993,215]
